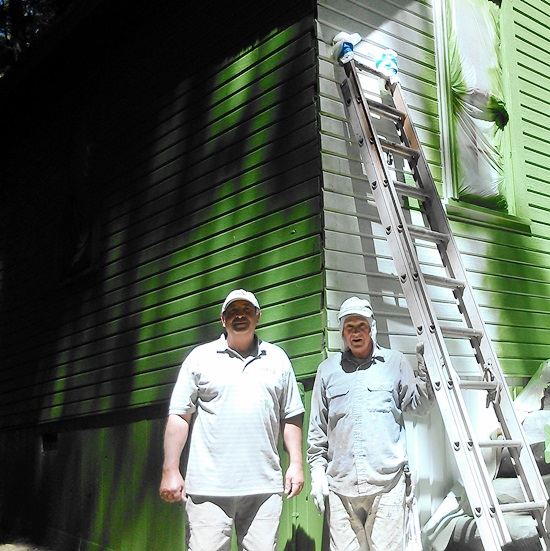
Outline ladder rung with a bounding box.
[379,138,419,160]
[352,60,391,83]
[459,380,499,391]
[423,273,465,290]
[407,224,449,244]
[393,181,430,201]
[439,323,483,340]
[478,439,523,449]
[500,501,548,514]
[366,99,406,122]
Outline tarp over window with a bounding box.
[447,0,509,210]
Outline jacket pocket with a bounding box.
[366,383,394,412]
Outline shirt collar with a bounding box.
[341,345,384,371]
[216,334,265,360]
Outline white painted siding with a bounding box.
[316,0,550,533]
[316,0,451,524]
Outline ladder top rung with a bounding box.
[478,439,523,449]
[379,138,419,159]
[422,273,465,290]
[407,224,449,244]
[366,98,406,122]
[500,501,548,514]
[393,181,430,201]
[439,323,483,340]
[350,59,391,83]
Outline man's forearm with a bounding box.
[163,413,191,470]
[283,415,304,465]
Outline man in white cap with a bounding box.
[160,289,305,551]
[307,296,433,550]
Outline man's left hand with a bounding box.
[416,341,435,401]
[284,462,304,499]
[416,342,427,378]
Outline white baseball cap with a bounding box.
[221,289,260,315]
[337,296,374,322]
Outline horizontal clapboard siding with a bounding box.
[317,0,550,380]
[316,0,442,361]
[448,0,550,378]
[512,0,550,240]
[0,3,322,429]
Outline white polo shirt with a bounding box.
[169,334,305,496]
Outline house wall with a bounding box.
[316,0,451,523]
[315,0,550,528]
[0,0,323,431]
[1,0,549,548]
[443,0,550,379]
[0,0,325,548]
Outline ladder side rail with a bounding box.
[341,68,512,549]
[342,64,420,282]
[402,266,511,551]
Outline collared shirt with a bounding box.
[169,334,305,496]
[307,345,432,497]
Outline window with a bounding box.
[438,0,510,212]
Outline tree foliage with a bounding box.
[0,0,72,76]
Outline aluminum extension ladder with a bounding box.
[340,57,550,550]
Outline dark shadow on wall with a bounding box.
[0,0,319,548]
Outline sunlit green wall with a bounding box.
[445,0,550,378]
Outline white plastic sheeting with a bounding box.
[447,0,509,210]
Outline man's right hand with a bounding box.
[159,468,186,503]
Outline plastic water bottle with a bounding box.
[375,49,398,76]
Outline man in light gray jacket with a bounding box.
[307,296,433,551]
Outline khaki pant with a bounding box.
[327,474,406,551]
[185,493,283,551]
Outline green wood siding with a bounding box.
[0,388,324,551]
[504,0,550,236]
[0,0,322,430]
[443,0,550,378]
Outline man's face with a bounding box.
[222,300,260,338]
[342,315,373,359]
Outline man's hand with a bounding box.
[159,468,186,503]
[416,342,427,379]
[416,341,435,402]
[284,462,304,499]
[310,468,329,515]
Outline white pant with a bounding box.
[185,493,283,551]
[327,474,406,551]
